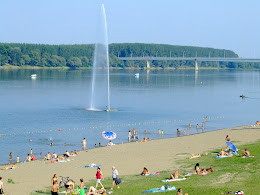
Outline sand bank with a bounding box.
[1,125,260,195]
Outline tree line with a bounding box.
[0,42,259,69]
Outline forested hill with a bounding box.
[0,42,255,69]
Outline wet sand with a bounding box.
[1,125,260,195]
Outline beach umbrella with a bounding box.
[102,131,117,140]
[226,142,237,151]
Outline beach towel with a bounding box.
[161,178,186,182]
[60,187,88,194]
[241,156,254,158]
[141,172,160,176]
[215,155,232,159]
[142,186,176,193]
[85,163,101,168]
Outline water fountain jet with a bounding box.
[88,4,117,112]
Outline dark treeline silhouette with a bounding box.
[0,42,258,69]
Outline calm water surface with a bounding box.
[0,69,260,164]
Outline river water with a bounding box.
[0,69,259,164]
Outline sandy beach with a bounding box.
[1,125,260,195]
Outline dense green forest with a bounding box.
[0,42,259,69]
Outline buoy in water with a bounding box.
[59,129,61,132]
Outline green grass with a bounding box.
[32,141,260,195]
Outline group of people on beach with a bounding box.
[217,135,254,158]
[44,150,77,163]
[51,166,120,195]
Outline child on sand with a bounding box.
[17,155,19,163]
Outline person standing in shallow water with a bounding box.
[82,138,86,150]
[128,130,131,142]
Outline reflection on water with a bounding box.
[0,69,260,164]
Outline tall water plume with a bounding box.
[89,4,110,111]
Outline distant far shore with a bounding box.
[1,64,255,70]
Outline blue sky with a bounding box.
[0,0,259,57]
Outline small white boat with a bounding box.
[30,74,37,78]
[135,73,139,77]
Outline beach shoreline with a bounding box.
[1,125,260,195]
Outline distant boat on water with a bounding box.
[31,74,37,78]
[135,73,139,77]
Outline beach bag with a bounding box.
[115,178,121,184]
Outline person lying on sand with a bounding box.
[141,137,151,142]
[170,170,185,179]
[189,154,201,159]
[65,180,75,195]
[0,164,17,170]
[86,186,106,195]
[217,149,228,156]
[242,148,254,158]
[140,167,151,175]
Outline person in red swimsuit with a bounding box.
[95,167,104,189]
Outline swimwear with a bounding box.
[51,191,58,195]
[65,184,69,188]
[0,189,3,194]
